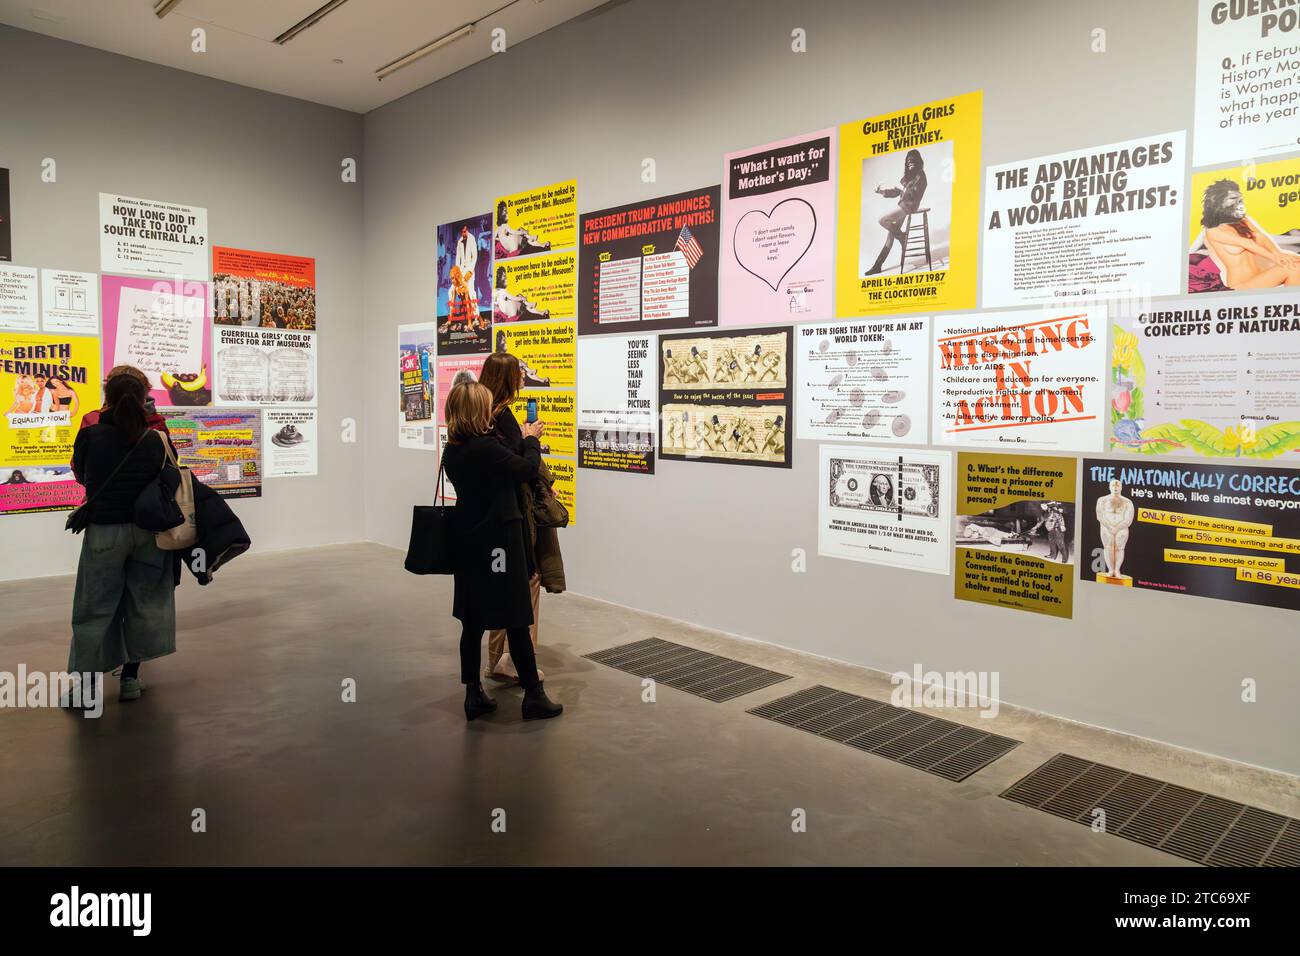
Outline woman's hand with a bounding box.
[523,420,545,440]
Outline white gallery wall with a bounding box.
[0,25,367,580]
[360,0,1300,775]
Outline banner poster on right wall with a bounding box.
[436,214,493,354]
[719,128,837,325]
[1110,292,1300,458]
[658,325,793,468]
[1192,0,1300,168]
[1188,155,1300,295]
[932,307,1107,452]
[981,132,1186,308]
[955,452,1076,619]
[1080,458,1300,613]
[836,91,982,317]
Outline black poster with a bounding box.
[657,325,793,469]
[1081,457,1300,612]
[0,168,10,262]
[578,185,720,336]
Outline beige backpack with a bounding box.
[154,430,198,551]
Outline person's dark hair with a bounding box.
[496,266,506,288]
[479,352,522,415]
[1202,179,1242,229]
[496,201,508,225]
[902,148,925,182]
[102,373,150,444]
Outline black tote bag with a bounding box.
[404,461,456,575]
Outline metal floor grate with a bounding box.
[1001,753,1300,867]
[747,684,1020,782]
[584,637,791,702]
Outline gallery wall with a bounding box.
[360,0,1300,774]
[0,25,366,581]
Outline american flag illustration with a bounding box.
[675,225,703,269]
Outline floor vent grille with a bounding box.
[1001,753,1300,867]
[747,684,1020,782]
[585,638,791,702]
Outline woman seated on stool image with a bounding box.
[440,381,563,722]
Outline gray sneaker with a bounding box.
[119,677,146,702]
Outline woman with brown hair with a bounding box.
[441,381,562,721]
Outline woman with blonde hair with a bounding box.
[441,381,562,721]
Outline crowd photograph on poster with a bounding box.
[5,0,1300,906]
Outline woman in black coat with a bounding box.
[440,381,563,722]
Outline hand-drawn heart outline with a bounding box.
[732,197,817,293]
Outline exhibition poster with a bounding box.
[720,129,837,324]
[836,91,982,317]
[398,322,437,452]
[509,389,575,457]
[1188,155,1300,294]
[1110,293,1300,458]
[1081,457,1300,613]
[0,463,81,515]
[0,265,39,331]
[1193,0,1300,168]
[576,333,656,474]
[98,193,210,282]
[818,444,951,574]
[212,247,316,330]
[0,168,9,262]
[982,132,1186,307]
[932,307,1107,453]
[0,331,100,465]
[160,407,262,499]
[545,455,576,524]
[213,327,316,406]
[40,270,99,335]
[434,353,486,428]
[436,214,493,354]
[493,251,577,323]
[493,180,578,258]
[658,325,793,468]
[795,317,929,443]
[955,452,1076,619]
[263,407,317,478]
[493,320,575,389]
[101,275,211,407]
[578,186,721,335]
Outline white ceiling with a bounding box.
[0,0,607,113]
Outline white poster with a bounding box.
[818,444,951,575]
[0,265,39,331]
[263,407,318,477]
[214,326,316,406]
[932,307,1108,452]
[576,333,656,474]
[99,192,210,281]
[982,132,1186,307]
[1194,0,1300,168]
[1110,293,1300,457]
[40,269,99,334]
[795,318,929,443]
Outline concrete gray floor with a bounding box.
[1,542,1296,866]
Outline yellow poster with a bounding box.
[493,251,577,322]
[1,333,101,465]
[1188,156,1300,295]
[493,180,577,259]
[494,320,576,389]
[545,455,575,525]
[836,90,982,316]
[510,389,576,458]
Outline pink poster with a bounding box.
[719,128,837,326]
[435,354,487,427]
[101,275,212,407]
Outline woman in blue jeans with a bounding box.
[70,368,177,703]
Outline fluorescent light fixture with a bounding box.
[375,23,476,80]
[274,0,351,45]
[153,0,183,17]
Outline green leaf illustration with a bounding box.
[1243,423,1300,459]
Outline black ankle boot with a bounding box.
[465,682,497,721]
[522,681,563,721]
